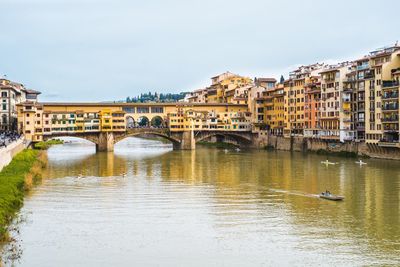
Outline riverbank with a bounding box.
[33,139,64,150]
[0,138,27,172]
[256,135,400,160]
[0,150,47,242]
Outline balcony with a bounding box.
[383,128,399,133]
[357,65,369,71]
[364,74,375,80]
[382,81,400,88]
[382,117,399,123]
[382,105,399,111]
[343,79,356,84]
[382,93,399,100]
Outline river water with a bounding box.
[2,137,400,266]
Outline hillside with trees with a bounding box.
[125,92,188,103]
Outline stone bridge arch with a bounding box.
[114,129,181,149]
[194,131,254,147]
[43,133,100,145]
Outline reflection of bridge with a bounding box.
[44,127,255,152]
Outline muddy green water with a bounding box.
[2,137,400,266]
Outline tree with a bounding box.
[280,75,285,84]
[151,116,163,127]
[138,117,149,126]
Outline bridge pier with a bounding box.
[96,132,115,152]
[174,130,195,150]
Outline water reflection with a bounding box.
[4,137,400,266]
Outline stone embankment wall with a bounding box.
[253,134,400,160]
[0,139,29,171]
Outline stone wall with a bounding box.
[358,143,400,160]
[254,133,400,160]
[0,138,28,172]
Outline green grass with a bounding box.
[33,139,64,150]
[0,150,43,241]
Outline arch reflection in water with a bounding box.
[7,138,400,266]
[45,137,173,179]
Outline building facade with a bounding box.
[0,78,40,131]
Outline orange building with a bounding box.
[304,77,321,137]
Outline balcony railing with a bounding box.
[357,65,369,71]
[383,127,399,132]
[382,105,399,111]
[382,93,399,100]
[382,117,399,122]
[382,81,400,88]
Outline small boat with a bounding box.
[235,148,241,152]
[355,160,367,165]
[319,192,344,201]
[321,160,336,165]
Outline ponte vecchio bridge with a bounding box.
[17,102,258,152]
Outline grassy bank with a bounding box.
[0,150,47,241]
[197,141,238,149]
[33,139,64,150]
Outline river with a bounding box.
[1,137,400,266]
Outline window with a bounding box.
[1,92,7,97]
[2,104,6,110]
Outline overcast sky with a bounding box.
[1,0,399,102]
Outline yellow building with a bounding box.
[271,84,285,136]
[168,104,250,132]
[372,46,400,146]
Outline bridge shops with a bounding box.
[17,102,255,151]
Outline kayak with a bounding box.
[321,160,336,165]
[319,193,344,201]
[355,160,367,165]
